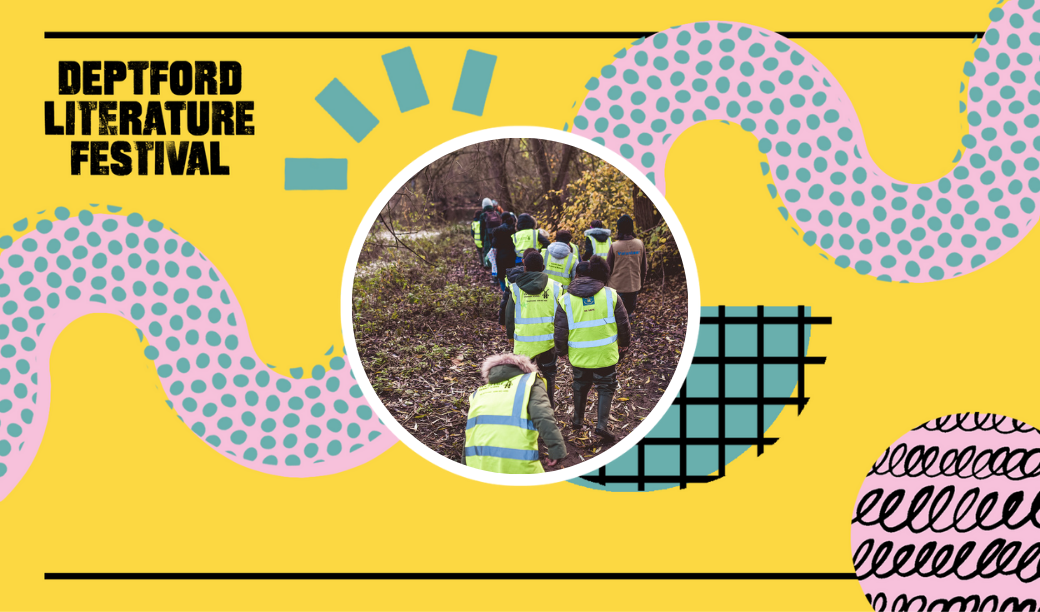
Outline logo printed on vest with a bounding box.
[582,296,595,306]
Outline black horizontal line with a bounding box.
[579,474,722,484]
[778,31,982,39]
[700,316,833,325]
[674,397,809,405]
[638,437,779,446]
[44,572,857,580]
[692,356,827,365]
[42,31,984,40]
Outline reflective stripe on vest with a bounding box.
[465,372,543,473]
[510,280,561,357]
[512,228,538,257]
[593,237,612,256]
[559,287,619,368]
[540,249,575,286]
[471,220,483,247]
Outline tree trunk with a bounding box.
[531,140,577,225]
[491,140,514,212]
[550,144,576,221]
[530,138,554,215]
[632,183,658,231]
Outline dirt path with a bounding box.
[353,226,688,471]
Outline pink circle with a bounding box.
[851,413,1040,610]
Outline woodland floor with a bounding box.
[352,225,688,471]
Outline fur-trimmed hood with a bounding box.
[481,353,538,383]
[584,227,612,242]
[545,241,572,260]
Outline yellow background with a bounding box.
[2,0,1038,609]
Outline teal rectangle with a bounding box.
[382,47,429,112]
[315,78,379,143]
[452,50,497,116]
[284,158,348,190]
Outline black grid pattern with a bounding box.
[580,305,831,491]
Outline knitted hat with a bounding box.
[617,213,635,235]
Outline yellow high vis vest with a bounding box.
[540,248,576,287]
[471,220,483,248]
[559,286,619,368]
[509,279,562,357]
[592,236,613,256]
[512,228,539,258]
[465,372,543,474]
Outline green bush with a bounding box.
[353,228,500,340]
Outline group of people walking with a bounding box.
[464,198,648,474]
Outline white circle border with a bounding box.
[342,126,701,486]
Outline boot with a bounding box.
[571,388,589,430]
[594,391,616,442]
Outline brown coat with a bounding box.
[606,237,647,293]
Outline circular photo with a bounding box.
[344,128,698,484]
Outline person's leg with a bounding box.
[620,292,638,317]
[592,365,618,441]
[571,366,592,429]
[535,349,558,411]
[620,292,639,345]
[498,277,506,292]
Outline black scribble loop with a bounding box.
[852,485,1040,534]
[866,592,1038,612]
[915,413,1039,435]
[853,536,1040,582]
[867,443,1040,481]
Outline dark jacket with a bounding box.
[501,269,550,332]
[491,223,517,274]
[553,276,631,357]
[583,227,613,261]
[480,211,499,248]
[479,354,566,462]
